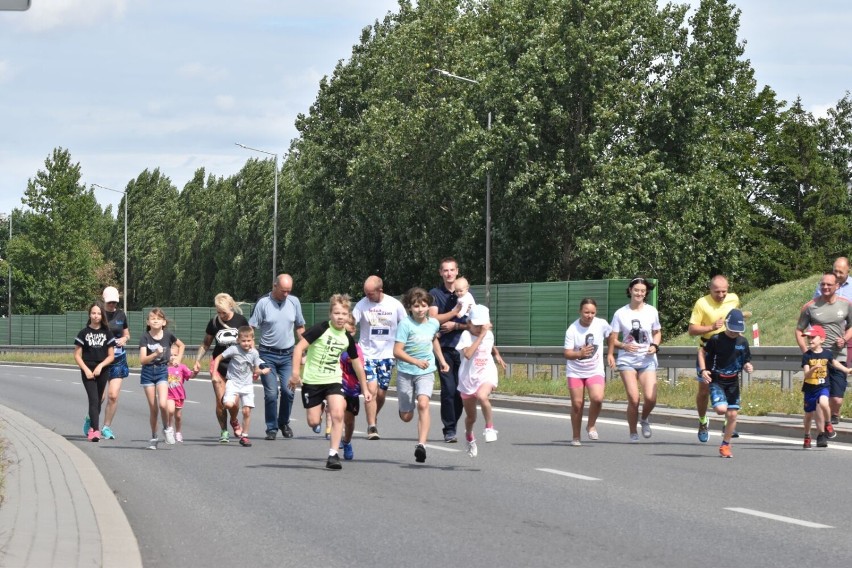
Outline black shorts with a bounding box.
[300,383,343,409]
[345,395,360,416]
[829,362,848,398]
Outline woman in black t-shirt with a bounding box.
[101,286,130,440]
[193,293,249,443]
[74,302,116,442]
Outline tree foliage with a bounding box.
[6,0,852,339]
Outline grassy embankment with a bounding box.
[1,274,847,417]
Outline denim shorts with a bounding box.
[140,364,168,386]
[109,352,129,380]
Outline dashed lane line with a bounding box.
[536,468,601,481]
[725,507,833,529]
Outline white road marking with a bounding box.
[424,443,461,453]
[725,507,833,529]
[536,468,601,481]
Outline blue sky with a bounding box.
[0,0,850,217]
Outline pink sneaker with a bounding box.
[175,432,183,443]
[87,428,100,442]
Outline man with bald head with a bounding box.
[800,270,852,429]
[352,275,407,439]
[813,257,852,301]
[688,274,741,442]
[250,273,306,440]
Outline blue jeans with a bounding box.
[438,348,463,435]
[259,348,295,434]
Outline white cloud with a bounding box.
[809,103,833,119]
[176,62,229,83]
[17,0,127,32]
[0,60,10,83]
[214,95,235,111]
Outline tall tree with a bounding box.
[11,148,110,313]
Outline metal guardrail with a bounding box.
[499,345,807,391]
[0,344,809,391]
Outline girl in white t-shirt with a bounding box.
[607,277,662,442]
[563,298,611,446]
[456,305,500,458]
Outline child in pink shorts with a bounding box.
[456,305,501,458]
[167,349,198,443]
[563,298,611,446]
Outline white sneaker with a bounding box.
[164,427,176,445]
[467,438,478,458]
[569,439,581,447]
[484,428,498,442]
[586,428,599,441]
[640,418,652,439]
[147,437,159,450]
[629,432,640,443]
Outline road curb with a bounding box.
[0,404,142,568]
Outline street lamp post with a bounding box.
[7,211,11,343]
[236,143,279,283]
[432,68,492,307]
[93,184,128,311]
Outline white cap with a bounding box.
[102,286,120,303]
[470,305,490,326]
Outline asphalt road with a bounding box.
[2,364,851,567]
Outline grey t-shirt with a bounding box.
[221,345,264,388]
[797,297,852,358]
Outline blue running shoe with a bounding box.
[697,420,709,443]
[342,441,354,460]
[83,416,91,436]
[101,425,115,440]
[722,423,740,438]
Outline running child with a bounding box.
[393,287,449,463]
[564,298,612,445]
[456,304,500,458]
[213,326,270,447]
[340,314,365,460]
[167,348,198,443]
[800,325,852,448]
[289,294,371,470]
[697,309,753,458]
[74,302,116,442]
[139,308,185,449]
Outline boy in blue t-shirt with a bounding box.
[698,309,753,458]
[393,287,449,463]
[800,325,852,448]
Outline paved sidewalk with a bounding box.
[0,404,142,568]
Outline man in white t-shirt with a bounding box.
[352,276,407,440]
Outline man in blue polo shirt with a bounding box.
[250,274,306,440]
[429,257,467,443]
[813,257,852,301]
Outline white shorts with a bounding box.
[223,382,255,408]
